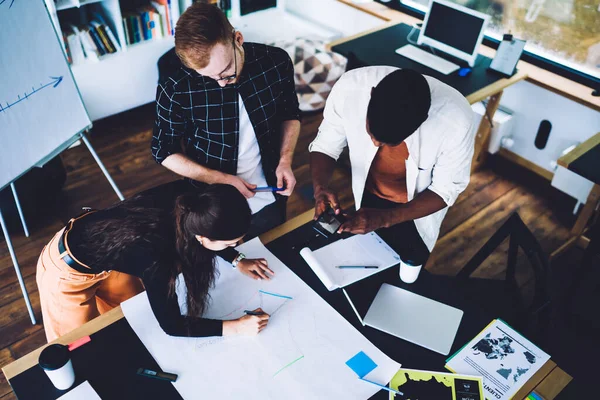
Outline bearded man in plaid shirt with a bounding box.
[152,3,301,239]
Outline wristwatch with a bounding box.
[232,253,246,268]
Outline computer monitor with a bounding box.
[417,0,490,67]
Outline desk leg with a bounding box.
[0,209,37,325]
[471,91,504,173]
[550,184,600,260]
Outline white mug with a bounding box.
[399,259,422,284]
[39,344,76,390]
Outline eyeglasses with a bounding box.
[215,39,237,83]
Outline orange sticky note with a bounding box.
[68,336,91,351]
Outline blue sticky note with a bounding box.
[345,351,378,378]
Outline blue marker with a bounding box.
[253,186,285,192]
[360,378,403,396]
[244,310,265,316]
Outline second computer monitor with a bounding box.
[417,0,490,67]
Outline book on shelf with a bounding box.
[63,24,101,65]
[79,26,100,61]
[63,30,83,65]
[121,1,178,48]
[168,0,180,35]
[122,18,131,46]
[122,13,143,45]
[86,21,106,55]
[132,15,143,43]
[151,7,164,39]
[151,1,170,37]
[445,319,550,400]
[93,13,121,52]
[62,31,73,64]
[179,0,193,12]
[140,9,151,41]
[90,20,114,53]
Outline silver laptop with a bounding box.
[354,283,463,355]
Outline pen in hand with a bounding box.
[244,310,265,316]
[253,186,284,192]
[336,266,379,269]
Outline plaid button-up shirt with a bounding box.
[151,43,300,187]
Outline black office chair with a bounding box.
[455,213,551,338]
[572,221,600,290]
[157,47,182,84]
[563,220,600,329]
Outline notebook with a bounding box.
[299,232,400,291]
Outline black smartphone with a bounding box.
[314,206,346,237]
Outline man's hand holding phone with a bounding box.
[313,187,341,221]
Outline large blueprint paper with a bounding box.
[122,238,399,399]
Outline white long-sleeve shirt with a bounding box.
[309,66,476,251]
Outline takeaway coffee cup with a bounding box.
[399,258,422,284]
[38,344,76,390]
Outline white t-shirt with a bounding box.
[237,95,275,214]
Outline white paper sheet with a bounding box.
[57,381,101,400]
[300,232,400,290]
[122,238,399,400]
[446,319,550,400]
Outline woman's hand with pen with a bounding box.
[237,258,275,280]
[222,308,270,336]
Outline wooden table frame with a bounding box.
[326,21,528,173]
[551,133,600,260]
[3,209,571,399]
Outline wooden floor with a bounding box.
[0,105,580,399]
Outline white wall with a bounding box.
[498,81,600,174]
[284,0,383,37]
[229,0,382,44]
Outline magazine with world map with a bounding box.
[445,319,550,400]
[388,368,484,400]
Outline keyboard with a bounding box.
[395,45,460,75]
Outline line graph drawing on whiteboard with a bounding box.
[0,0,16,9]
[1,76,63,113]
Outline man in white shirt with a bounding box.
[310,67,475,265]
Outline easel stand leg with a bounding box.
[0,209,36,325]
[10,182,30,237]
[80,132,125,201]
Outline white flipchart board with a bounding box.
[0,0,91,190]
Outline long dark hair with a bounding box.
[172,184,251,318]
[76,198,167,268]
[76,183,251,322]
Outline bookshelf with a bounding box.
[46,0,182,120]
[45,0,380,121]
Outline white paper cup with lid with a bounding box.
[39,344,76,390]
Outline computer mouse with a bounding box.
[458,67,472,77]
